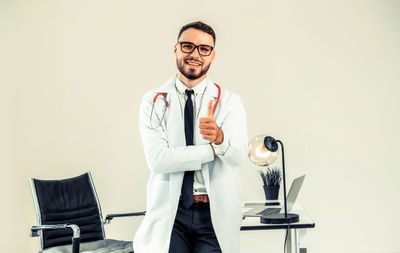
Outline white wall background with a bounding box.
[2,0,400,252]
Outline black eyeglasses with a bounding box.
[177,41,214,56]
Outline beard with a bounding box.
[176,57,211,80]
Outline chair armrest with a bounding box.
[31,224,80,238]
[104,211,146,224]
[30,224,81,253]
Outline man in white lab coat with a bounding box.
[134,21,248,253]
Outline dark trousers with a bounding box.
[169,200,222,253]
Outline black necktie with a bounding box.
[181,89,194,209]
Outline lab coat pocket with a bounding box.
[148,175,170,211]
[211,171,241,215]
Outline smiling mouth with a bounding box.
[185,60,202,67]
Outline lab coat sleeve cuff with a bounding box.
[212,138,230,155]
[202,144,215,163]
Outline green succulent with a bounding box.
[259,167,282,186]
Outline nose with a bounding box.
[189,46,201,59]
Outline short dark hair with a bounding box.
[177,21,216,45]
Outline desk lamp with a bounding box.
[248,135,299,224]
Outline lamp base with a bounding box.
[260,213,299,224]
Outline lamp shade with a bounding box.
[248,135,278,166]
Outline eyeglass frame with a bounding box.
[177,41,214,56]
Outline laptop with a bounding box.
[242,175,305,217]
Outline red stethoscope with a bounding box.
[149,83,221,129]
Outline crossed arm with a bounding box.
[139,92,248,174]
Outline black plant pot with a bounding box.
[263,185,280,200]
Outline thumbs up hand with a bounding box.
[199,99,224,145]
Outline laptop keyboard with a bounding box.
[256,208,281,216]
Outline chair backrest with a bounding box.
[30,172,105,250]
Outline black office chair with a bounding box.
[29,172,145,253]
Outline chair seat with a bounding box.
[42,239,133,253]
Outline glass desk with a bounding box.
[241,201,315,253]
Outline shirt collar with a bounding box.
[175,76,209,96]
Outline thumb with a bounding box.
[207,99,214,117]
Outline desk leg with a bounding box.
[298,229,308,253]
[284,229,298,253]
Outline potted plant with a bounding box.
[259,167,282,200]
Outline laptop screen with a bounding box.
[286,175,305,211]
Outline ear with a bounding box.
[210,50,215,64]
[174,44,178,55]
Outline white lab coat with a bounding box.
[134,75,248,253]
